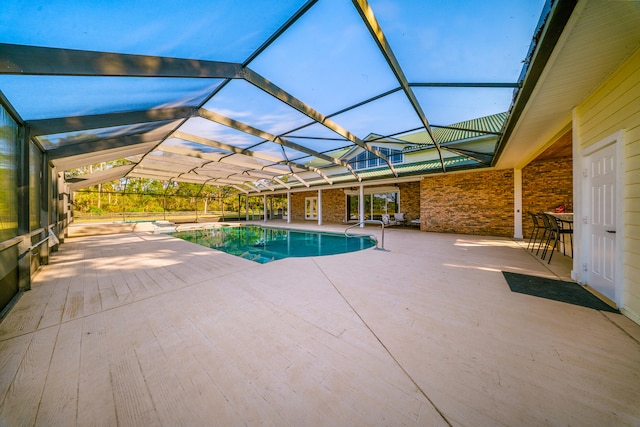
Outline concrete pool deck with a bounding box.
[1,223,639,426]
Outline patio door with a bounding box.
[305,197,317,220]
[585,142,617,302]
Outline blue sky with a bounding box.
[1,0,546,143]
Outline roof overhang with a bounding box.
[496,0,640,169]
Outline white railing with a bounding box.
[344,220,385,250]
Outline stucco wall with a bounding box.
[420,169,514,237]
[575,46,640,322]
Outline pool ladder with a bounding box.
[344,220,386,250]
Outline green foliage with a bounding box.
[66,160,256,219]
[71,176,242,216]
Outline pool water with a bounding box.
[171,225,376,264]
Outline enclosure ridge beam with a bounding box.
[231,185,249,194]
[256,180,275,191]
[173,131,278,161]
[198,108,344,166]
[28,107,197,136]
[273,177,291,190]
[351,0,445,173]
[243,182,262,193]
[0,43,244,78]
[172,131,318,178]
[243,68,376,179]
[197,109,337,183]
[441,147,492,165]
[48,132,161,160]
[409,82,519,88]
[291,173,310,188]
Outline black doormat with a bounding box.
[502,271,619,313]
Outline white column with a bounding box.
[317,189,322,226]
[263,194,267,222]
[359,184,365,228]
[287,192,291,224]
[572,108,581,283]
[514,168,523,239]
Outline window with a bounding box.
[348,146,403,171]
[346,191,399,221]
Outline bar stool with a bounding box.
[536,212,552,257]
[526,212,542,252]
[543,213,573,263]
[554,216,573,257]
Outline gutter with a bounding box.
[492,0,578,165]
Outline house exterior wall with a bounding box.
[522,156,574,239]
[575,46,640,323]
[398,181,420,222]
[320,189,346,223]
[290,189,346,223]
[419,169,514,237]
[290,191,313,222]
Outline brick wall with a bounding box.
[522,156,573,239]
[290,191,313,221]
[420,169,514,237]
[321,189,346,223]
[398,181,420,221]
[290,189,346,223]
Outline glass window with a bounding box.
[347,195,359,221]
[367,153,377,168]
[347,191,399,221]
[390,149,404,164]
[0,106,18,241]
[349,146,403,170]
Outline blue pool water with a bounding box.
[171,225,376,264]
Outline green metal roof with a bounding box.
[401,112,507,148]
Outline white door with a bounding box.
[305,197,317,220]
[586,143,617,301]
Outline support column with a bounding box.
[317,189,322,226]
[287,192,291,224]
[245,196,249,221]
[263,194,267,222]
[514,168,523,239]
[39,155,51,265]
[359,184,365,228]
[17,125,31,292]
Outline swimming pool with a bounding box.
[171,225,376,264]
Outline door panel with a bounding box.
[305,197,317,220]
[587,143,616,301]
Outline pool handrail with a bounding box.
[344,220,384,250]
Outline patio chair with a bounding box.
[537,212,552,258]
[544,214,573,262]
[393,212,406,226]
[381,214,397,227]
[526,212,543,252]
